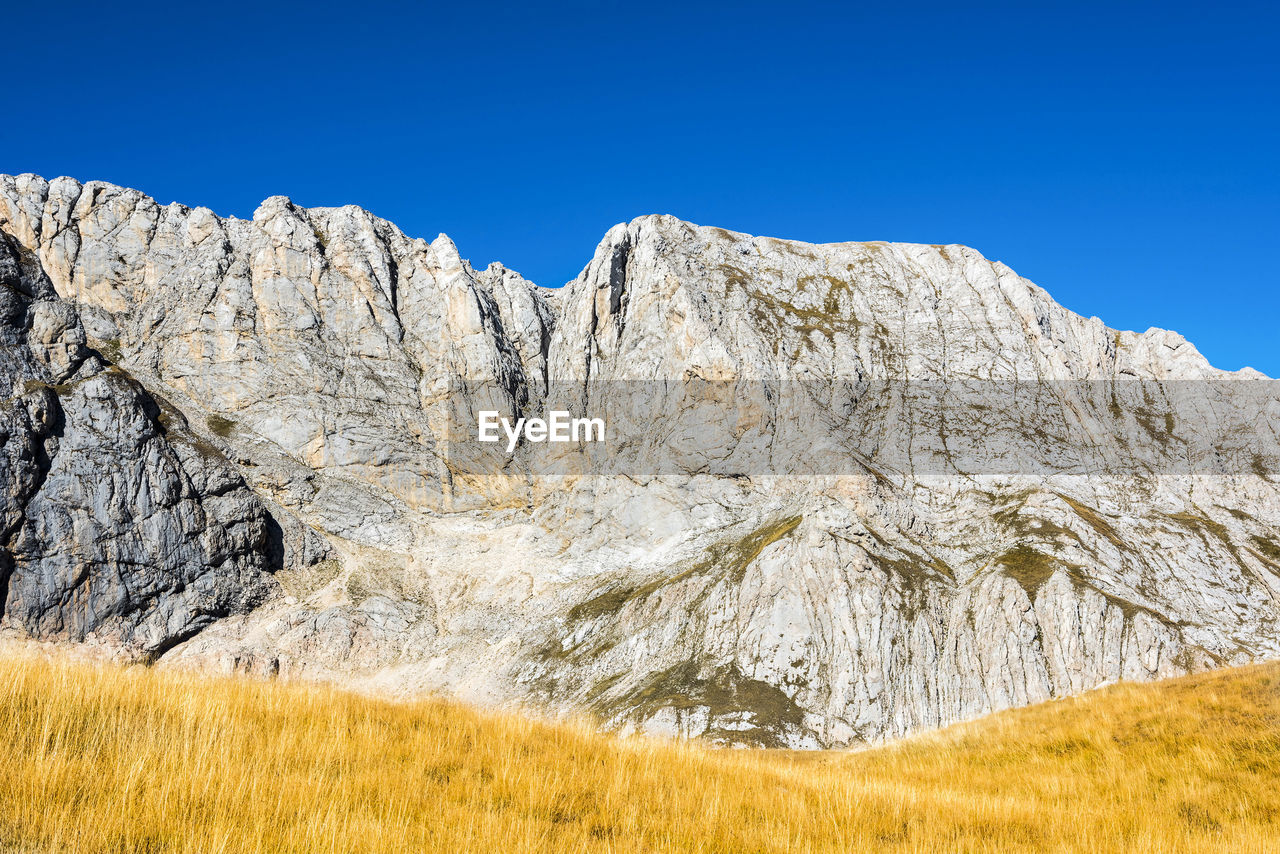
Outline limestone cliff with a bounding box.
[3,172,1279,747]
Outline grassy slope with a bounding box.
[1,652,1277,853]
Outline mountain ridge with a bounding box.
[2,171,1279,747]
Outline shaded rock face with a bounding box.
[3,171,1280,746]
[0,229,277,656]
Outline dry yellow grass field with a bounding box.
[1,650,1277,853]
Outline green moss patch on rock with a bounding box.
[741,274,862,348]
[89,337,123,364]
[207,414,237,438]
[566,515,803,626]
[1058,494,1128,551]
[601,660,807,748]
[996,545,1059,600]
[1250,535,1280,563]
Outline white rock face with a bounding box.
[3,173,1280,747]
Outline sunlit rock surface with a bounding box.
[3,172,1280,747]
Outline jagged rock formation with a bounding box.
[2,172,1279,746]
[0,225,275,657]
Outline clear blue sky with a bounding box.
[5,1,1276,374]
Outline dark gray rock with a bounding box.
[0,231,277,657]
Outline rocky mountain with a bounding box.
[2,172,1279,747]
[0,217,274,659]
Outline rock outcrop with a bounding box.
[0,224,276,657]
[3,172,1279,746]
